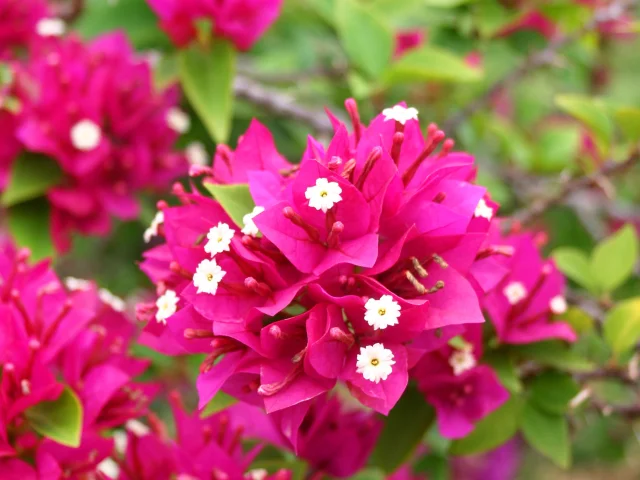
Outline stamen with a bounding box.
[291,347,307,363]
[411,257,428,278]
[283,207,321,242]
[327,221,344,249]
[329,327,355,348]
[476,245,515,260]
[405,271,426,294]
[426,280,445,294]
[169,261,192,279]
[402,125,446,185]
[391,132,404,165]
[42,299,72,344]
[200,338,243,373]
[355,146,382,190]
[436,138,455,159]
[241,235,287,262]
[432,254,448,268]
[183,328,215,339]
[257,362,303,396]
[340,158,356,181]
[171,182,191,205]
[244,277,272,296]
[228,425,244,454]
[345,98,363,145]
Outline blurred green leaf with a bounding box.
[473,1,519,38]
[603,297,640,357]
[8,198,54,262]
[425,0,473,5]
[25,387,83,447]
[561,307,595,334]
[371,386,435,473]
[483,350,522,393]
[350,468,387,480]
[533,126,580,173]
[201,391,238,418]
[383,45,483,85]
[521,402,571,468]
[555,94,613,153]
[336,0,393,79]
[1,154,63,207]
[74,0,171,50]
[179,39,236,143]
[590,224,639,294]
[414,453,449,480]
[615,106,640,142]
[204,183,255,229]
[450,396,521,455]
[515,341,594,372]
[552,247,595,292]
[528,371,580,415]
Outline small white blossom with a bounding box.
[549,295,567,314]
[186,141,209,166]
[305,178,342,213]
[126,419,150,436]
[70,119,102,151]
[364,295,401,330]
[64,276,92,291]
[241,206,265,237]
[36,18,66,37]
[114,430,128,454]
[382,105,419,125]
[155,290,178,324]
[204,222,235,257]
[247,469,269,480]
[449,349,477,376]
[356,343,395,383]
[474,198,494,220]
[144,211,164,243]
[99,288,126,312]
[166,107,190,133]
[97,458,120,478]
[193,258,226,295]
[503,281,527,305]
[21,379,31,395]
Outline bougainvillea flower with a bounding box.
[483,233,577,344]
[11,32,186,251]
[413,324,509,438]
[146,0,283,51]
[394,29,425,58]
[0,0,52,58]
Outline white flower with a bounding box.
[70,119,102,151]
[155,290,178,324]
[193,258,226,295]
[126,419,150,436]
[241,206,265,237]
[449,349,477,376]
[204,222,235,257]
[143,211,164,243]
[113,430,128,454]
[247,469,269,480]
[356,343,395,383]
[474,198,494,220]
[382,105,419,125]
[364,295,401,330]
[97,458,120,478]
[99,288,126,312]
[64,276,92,291]
[186,141,209,166]
[305,178,343,213]
[36,18,66,37]
[550,295,567,314]
[166,107,190,133]
[503,281,527,305]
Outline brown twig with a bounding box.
[233,75,339,138]
[443,0,636,134]
[509,150,640,226]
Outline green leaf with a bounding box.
[603,297,640,357]
[335,0,393,79]
[204,183,255,229]
[552,247,595,292]
[350,468,386,480]
[1,154,63,207]
[590,224,639,294]
[615,107,640,142]
[555,94,613,153]
[424,0,473,5]
[371,386,435,473]
[514,341,594,372]
[179,39,236,143]
[25,387,83,447]
[7,198,54,262]
[450,396,521,456]
[414,454,449,480]
[201,391,238,418]
[383,45,483,85]
[521,402,571,468]
[528,371,580,415]
[483,350,522,393]
[74,0,171,50]
[533,126,580,173]
[561,307,595,335]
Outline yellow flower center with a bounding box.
[206,273,213,281]
[378,308,386,316]
[370,358,379,366]
[320,190,328,197]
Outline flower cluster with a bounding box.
[137,100,525,444]
[3,32,187,251]
[146,0,283,51]
[0,0,63,59]
[0,236,154,476]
